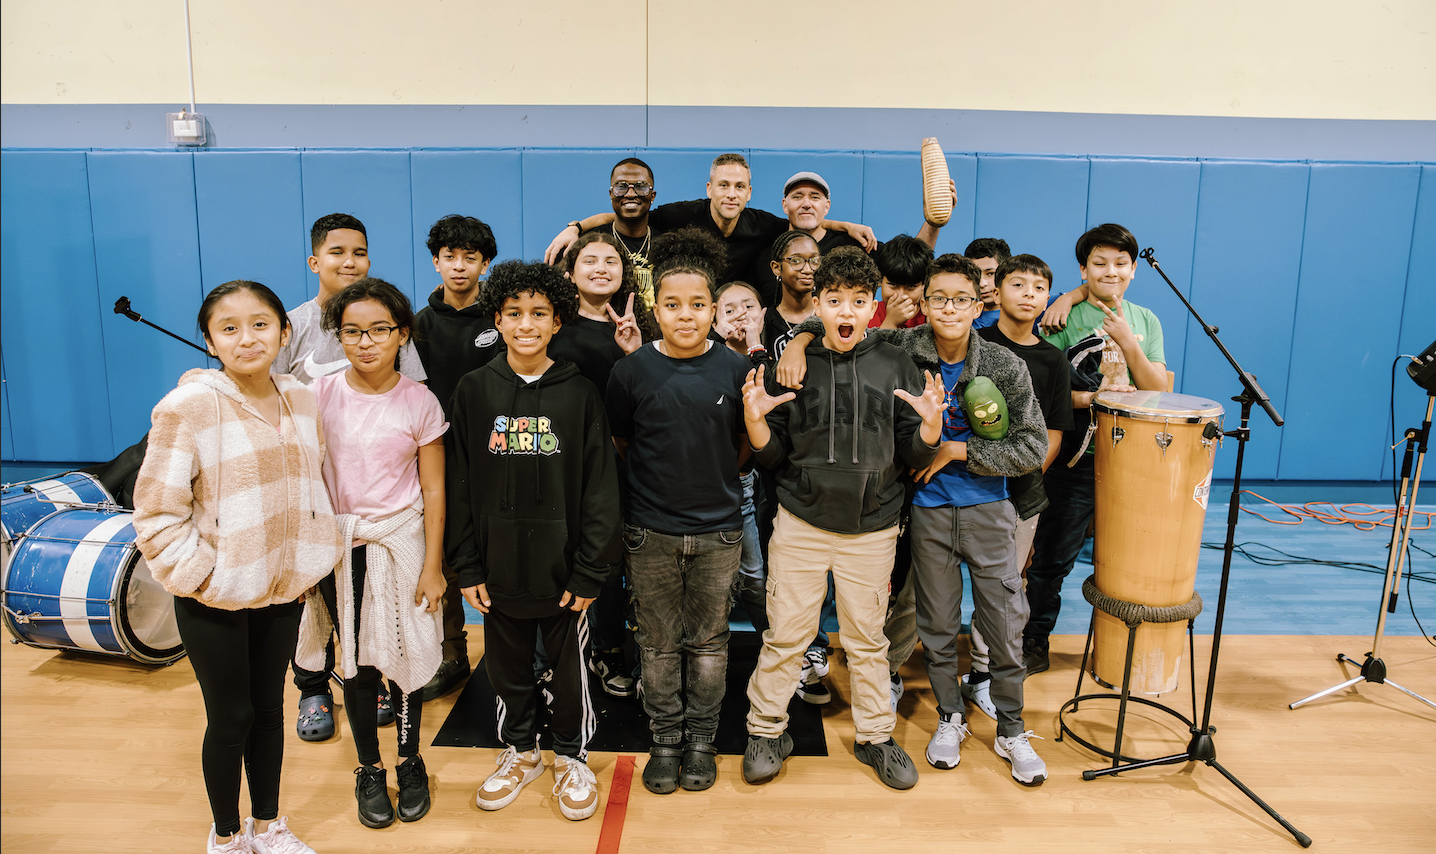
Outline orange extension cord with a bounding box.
[1236,490,1435,532]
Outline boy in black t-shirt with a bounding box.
[962,254,1072,719]
[412,214,502,701]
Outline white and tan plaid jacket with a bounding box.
[134,368,342,610]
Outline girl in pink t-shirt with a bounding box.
[311,278,447,830]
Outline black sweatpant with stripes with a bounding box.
[483,605,593,761]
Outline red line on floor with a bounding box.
[596,754,636,854]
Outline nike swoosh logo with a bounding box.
[303,351,351,378]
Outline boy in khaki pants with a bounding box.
[739,247,943,791]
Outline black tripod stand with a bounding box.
[1067,249,1311,847]
[1289,391,1434,711]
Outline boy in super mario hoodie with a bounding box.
[445,260,621,822]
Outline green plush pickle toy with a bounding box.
[961,376,1009,440]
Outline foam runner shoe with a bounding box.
[925,712,969,769]
[995,731,1048,785]
[962,672,997,720]
[642,744,682,794]
[855,738,919,790]
[742,733,794,784]
[354,765,395,828]
[552,756,600,820]
[295,694,334,742]
[396,755,431,822]
[246,816,316,854]
[477,746,544,810]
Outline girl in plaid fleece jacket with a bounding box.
[134,281,338,854]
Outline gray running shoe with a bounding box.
[925,712,969,769]
[994,731,1047,785]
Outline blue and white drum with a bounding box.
[2,472,114,568]
[2,508,184,664]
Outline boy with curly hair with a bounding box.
[447,260,622,822]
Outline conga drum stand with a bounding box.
[1289,392,1435,712]
[1063,250,1312,847]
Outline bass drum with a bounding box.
[3,507,184,665]
[2,472,114,569]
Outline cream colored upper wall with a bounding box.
[4,0,1433,120]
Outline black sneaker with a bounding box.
[588,648,636,698]
[854,738,919,790]
[797,663,832,705]
[354,764,395,828]
[421,659,471,702]
[396,755,431,822]
[1023,635,1050,675]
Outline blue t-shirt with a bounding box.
[974,309,1000,331]
[912,357,1009,509]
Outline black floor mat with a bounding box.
[433,630,828,756]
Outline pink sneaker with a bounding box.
[246,816,315,854]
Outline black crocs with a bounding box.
[742,732,793,785]
[680,742,718,791]
[643,744,683,794]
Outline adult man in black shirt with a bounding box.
[544,153,876,304]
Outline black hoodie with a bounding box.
[445,356,621,618]
[753,335,939,534]
[413,288,506,419]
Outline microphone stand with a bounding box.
[113,296,210,356]
[1081,249,1310,847]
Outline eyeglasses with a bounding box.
[339,325,398,345]
[782,255,821,271]
[926,295,979,310]
[610,181,653,197]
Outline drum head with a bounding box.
[1093,390,1224,422]
[119,552,184,662]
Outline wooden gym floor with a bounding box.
[2,631,1433,853]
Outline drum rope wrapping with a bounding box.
[1082,574,1203,628]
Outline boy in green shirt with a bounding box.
[1021,223,1167,674]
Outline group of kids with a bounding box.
[131,152,1167,853]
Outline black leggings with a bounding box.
[174,596,302,837]
[320,546,424,766]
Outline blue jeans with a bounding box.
[734,471,768,632]
[1024,454,1095,640]
[625,524,743,744]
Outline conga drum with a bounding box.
[1091,390,1223,694]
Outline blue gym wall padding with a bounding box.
[193,151,309,315]
[1,151,115,462]
[519,150,624,262]
[973,155,1091,297]
[300,151,416,303]
[1,360,14,461]
[1384,163,1436,483]
[409,150,524,284]
[1279,162,1421,480]
[1,146,1429,482]
[1184,160,1313,481]
[1085,158,1202,389]
[87,151,209,454]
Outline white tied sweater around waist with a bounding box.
[296,499,443,694]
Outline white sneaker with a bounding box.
[804,647,830,678]
[552,755,600,821]
[889,671,904,712]
[207,825,252,853]
[961,672,997,721]
[246,817,315,854]
[478,745,545,810]
[925,711,969,770]
[994,731,1048,785]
